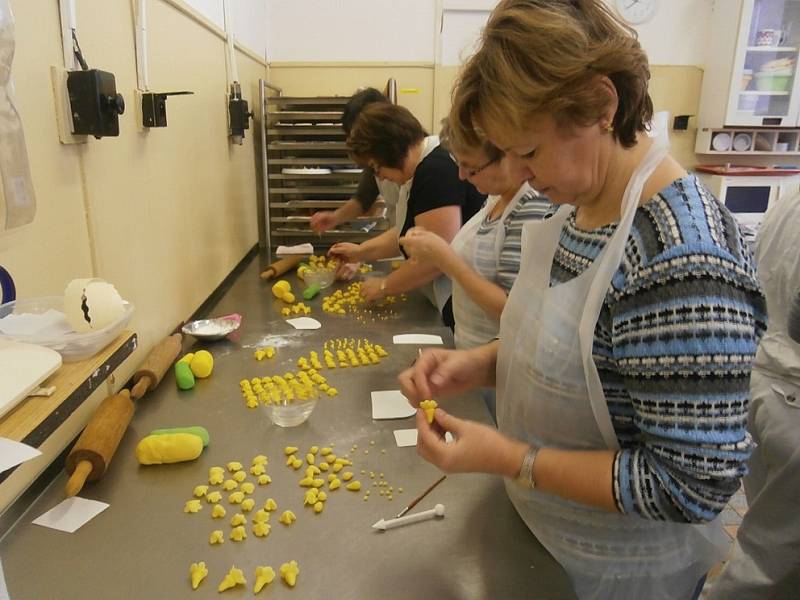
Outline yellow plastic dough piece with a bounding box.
[206,491,222,504]
[329,478,341,490]
[342,471,354,481]
[240,482,255,494]
[250,464,266,476]
[178,352,194,365]
[253,509,270,523]
[303,489,318,506]
[281,307,291,316]
[313,501,324,514]
[299,477,314,487]
[193,485,208,498]
[420,399,438,424]
[278,510,297,525]
[284,446,298,455]
[232,470,247,483]
[345,481,362,491]
[318,462,329,472]
[305,453,315,465]
[222,479,238,491]
[190,561,208,590]
[190,350,214,378]
[228,491,245,504]
[264,498,278,511]
[218,566,246,592]
[230,525,247,541]
[254,566,276,593]
[272,280,291,298]
[279,560,300,587]
[282,292,295,304]
[252,454,268,465]
[211,504,226,519]
[230,513,246,527]
[184,499,202,513]
[227,461,243,472]
[253,521,271,538]
[241,498,256,512]
[209,530,224,545]
[258,474,272,485]
[136,433,203,465]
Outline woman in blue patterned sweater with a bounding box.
[398,1,766,599]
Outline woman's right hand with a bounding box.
[328,242,363,264]
[310,211,338,233]
[398,347,492,406]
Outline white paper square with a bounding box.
[371,390,416,420]
[286,317,321,330]
[276,243,314,256]
[393,429,454,447]
[0,438,42,474]
[32,497,109,533]
[393,334,443,345]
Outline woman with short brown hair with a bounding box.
[330,103,485,329]
[399,1,766,598]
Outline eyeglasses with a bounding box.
[449,153,498,177]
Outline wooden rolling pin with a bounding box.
[259,255,305,280]
[64,333,183,497]
[65,389,134,497]
[130,333,182,400]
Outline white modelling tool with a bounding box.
[372,503,445,531]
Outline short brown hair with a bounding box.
[347,103,427,169]
[451,0,653,148]
[439,118,503,165]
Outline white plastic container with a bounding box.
[0,296,134,361]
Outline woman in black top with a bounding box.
[329,103,485,329]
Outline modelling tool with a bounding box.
[372,503,445,530]
[396,474,446,518]
[64,333,183,497]
[259,255,306,280]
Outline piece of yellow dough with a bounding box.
[136,433,203,465]
[279,560,300,587]
[211,504,226,519]
[278,510,296,525]
[209,530,224,545]
[206,491,222,504]
[420,399,438,424]
[264,498,278,511]
[232,470,247,483]
[241,498,255,512]
[190,350,214,378]
[253,522,271,537]
[190,561,208,589]
[230,525,247,541]
[193,485,208,497]
[184,499,202,513]
[230,513,246,527]
[218,566,246,592]
[253,509,270,523]
[240,482,255,494]
[228,491,245,504]
[254,566,276,593]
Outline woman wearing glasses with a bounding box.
[400,120,552,417]
[330,103,484,329]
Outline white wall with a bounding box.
[441,0,714,67]
[265,0,436,62]
[184,0,268,59]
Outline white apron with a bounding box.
[496,130,728,599]
[375,178,400,227]
[397,135,451,313]
[451,184,531,349]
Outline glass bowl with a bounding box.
[304,268,335,289]
[264,398,317,427]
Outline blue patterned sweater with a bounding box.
[550,175,767,523]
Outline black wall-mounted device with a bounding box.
[141,91,194,128]
[228,82,253,142]
[66,69,125,139]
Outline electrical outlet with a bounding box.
[50,66,87,145]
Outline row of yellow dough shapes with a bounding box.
[190,561,299,592]
[239,371,338,406]
[285,445,361,508]
[205,457,269,486]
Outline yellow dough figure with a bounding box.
[189,561,208,590]
[420,399,438,424]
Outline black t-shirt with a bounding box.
[400,145,486,245]
[354,168,380,210]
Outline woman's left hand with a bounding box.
[416,407,520,476]
[335,262,360,281]
[399,227,453,268]
[359,276,386,302]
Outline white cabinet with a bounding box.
[699,0,800,129]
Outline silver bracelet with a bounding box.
[515,446,539,490]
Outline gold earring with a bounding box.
[603,122,614,133]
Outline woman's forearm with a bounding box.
[382,260,441,295]
[358,228,400,261]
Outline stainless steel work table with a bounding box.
[0,254,575,599]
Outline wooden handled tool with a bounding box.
[259,255,305,280]
[65,389,134,497]
[130,333,182,399]
[64,333,183,497]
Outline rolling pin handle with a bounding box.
[65,460,93,497]
[130,376,151,400]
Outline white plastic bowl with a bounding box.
[0,296,134,362]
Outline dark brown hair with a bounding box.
[347,103,427,169]
[451,0,653,148]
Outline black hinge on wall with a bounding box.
[141,91,194,128]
